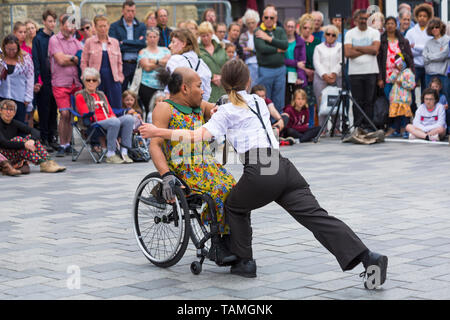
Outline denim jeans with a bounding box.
[258,65,286,113]
[97,114,134,153]
[247,62,259,88]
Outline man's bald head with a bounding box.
[173,67,200,87]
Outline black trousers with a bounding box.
[284,126,321,143]
[349,73,377,129]
[35,84,57,142]
[122,61,137,92]
[225,149,368,271]
[138,84,158,116]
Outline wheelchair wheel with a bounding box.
[133,172,190,268]
[188,196,211,254]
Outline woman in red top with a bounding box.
[75,68,134,164]
[282,89,321,143]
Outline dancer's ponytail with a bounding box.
[157,68,183,95]
[221,59,250,108]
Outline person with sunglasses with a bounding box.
[254,6,288,114]
[312,24,342,131]
[79,19,94,46]
[75,68,134,164]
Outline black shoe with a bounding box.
[230,259,257,278]
[43,140,54,153]
[65,145,77,154]
[207,237,237,266]
[360,251,388,289]
[56,146,65,157]
[49,140,60,151]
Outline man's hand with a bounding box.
[139,123,158,139]
[162,174,178,202]
[24,140,36,152]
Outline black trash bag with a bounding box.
[373,90,389,128]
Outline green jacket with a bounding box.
[199,40,228,103]
[254,26,288,68]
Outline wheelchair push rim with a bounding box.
[132,174,190,268]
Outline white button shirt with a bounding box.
[203,91,279,154]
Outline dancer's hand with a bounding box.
[138,123,158,139]
[162,174,178,202]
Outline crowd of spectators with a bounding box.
[0,0,449,176]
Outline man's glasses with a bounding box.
[264,16,275,20]
[325,33,337,38]
[1,107,15,112]
[80,25,91,31]
[85,78,98,83]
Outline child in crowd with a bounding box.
[121,90,143,130]
[386,53,415,139]
[251,85,289,141]
[147,91,166,124]
[225,42,237,60]
[406,88,447,141]
[428,77,449,133]
[281,89,321,143]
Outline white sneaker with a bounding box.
[106,154,125,164]
[408,133,416,140]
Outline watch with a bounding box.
[70,56,75,62]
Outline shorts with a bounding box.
[52,84,82,111]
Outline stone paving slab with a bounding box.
[1,138,450,300]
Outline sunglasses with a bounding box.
[432,25,441,29]
[264,16,275,20]
[85,78,98,83]
[325,33,337,37]
[80,25,91,31]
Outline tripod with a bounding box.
[313,17,377,143]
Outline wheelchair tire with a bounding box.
[190,261,202,275]
[133,172,190,268]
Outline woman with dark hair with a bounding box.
[0,34,34,123]
[377,16,414,99]
[139,59,388,289]
[423,18,450,98]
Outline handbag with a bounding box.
[129,64,142,93]
[319,86,343,116]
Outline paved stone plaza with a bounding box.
[1,137,450,300]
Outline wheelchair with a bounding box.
[132,172,226,275]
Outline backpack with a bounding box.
[128,134,151,162]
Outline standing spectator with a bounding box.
[345,9,380,130]
[406,88,446,141]
[297,14,321,126]
[239,9,260,87]
[423,18,449,98]
[79,18,94,46]
[144,10,157,29]
[156,8,172,48]
[81,15,124,114]
[215,23,228,44]
[0,35,34,124]
[185,20,199,39]
[398,8,413,36]
[48,14,83,157]
[226,23,244,60]
[13,22,32,56]
[109,0,146,92]
[284,18,307,107]
[202,8,217,25]
[368,12,385,34]
[137,27,171,115]
[254,6,288,113]
[397,3,415,31]
[377,16,414,99]
[166,28,212,101]
[311,11,324,41]
[405,3,433,111]
[25,20,38,51]
[32,9,58,151]
[313,24,342,127]
[198,22,228,103]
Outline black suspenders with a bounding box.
[183,55,201,71]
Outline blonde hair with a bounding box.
[322,24,339,35]
[198,21,214,35]
[292,89,308,109]
[122,90,142,114]
[221,59,250,108]
[298,13,314,30]
[94,15,109,26]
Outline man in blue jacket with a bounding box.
[109,0,146,91]
[32,9,59,151]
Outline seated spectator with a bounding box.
[0,151,21,176]
[225,43,236,60]
[146,90,165,123]
[75,68,134,164]
[0,99,65,173]
[0,34,34,124]
[251,84,288,137]
[406,88,446,141]
[429,77,449,134]
[281,89,321,143]
[121,90,143,130]
[386,54,415,138]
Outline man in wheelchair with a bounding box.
[148,67,237,266]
